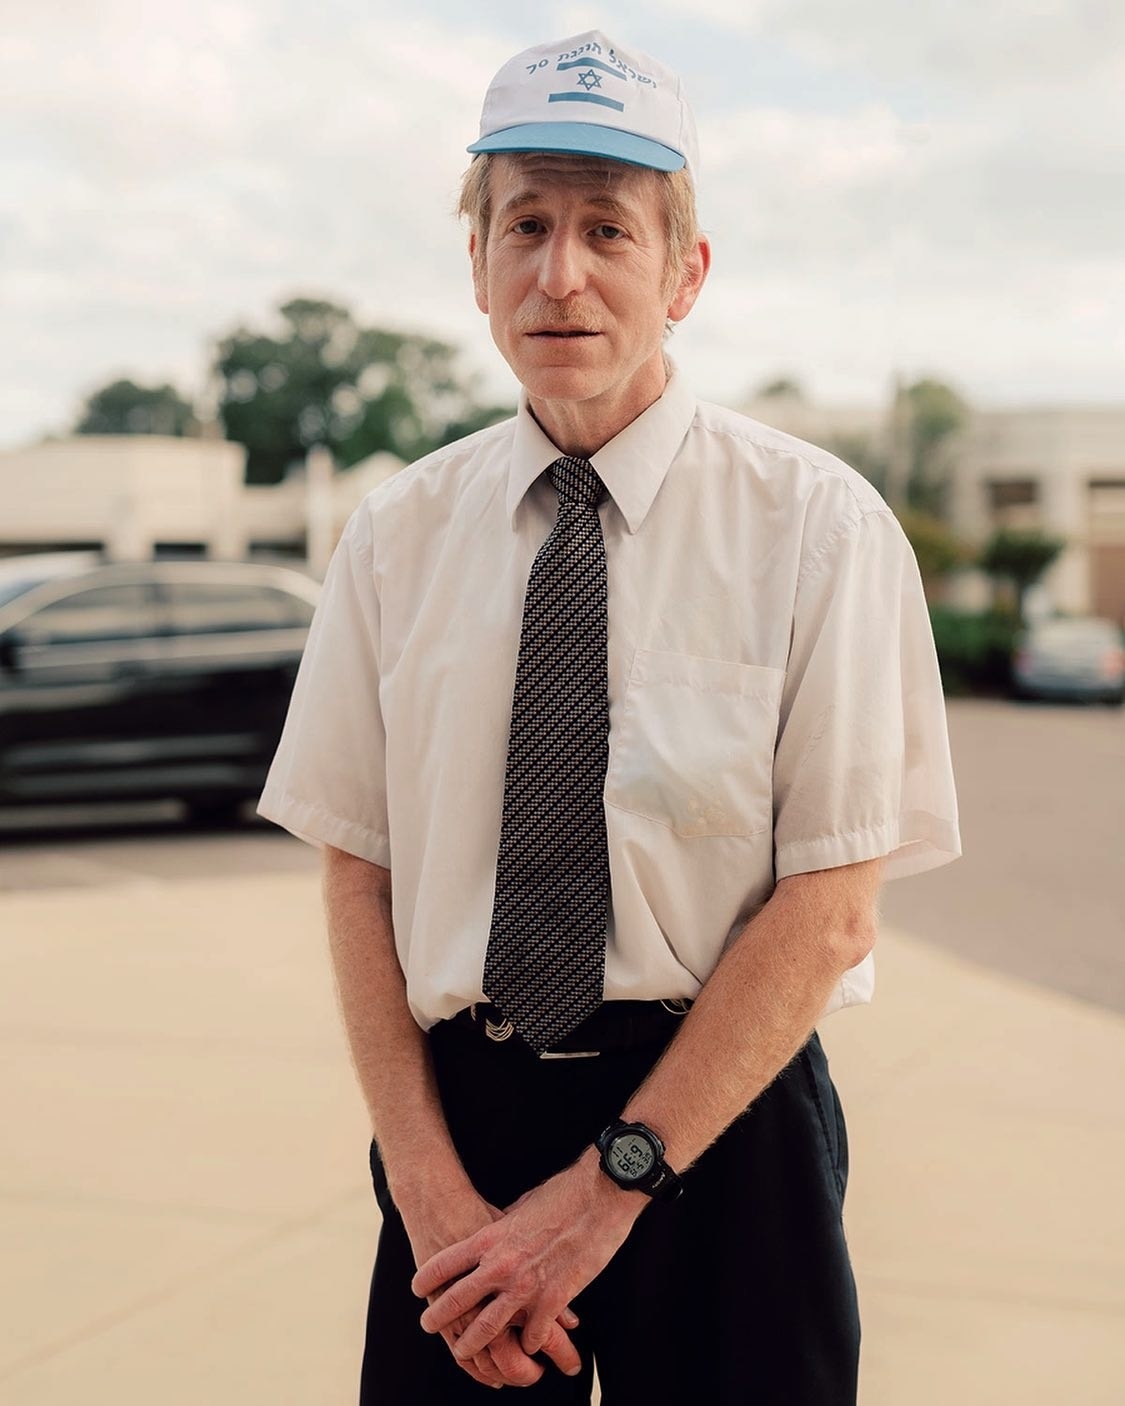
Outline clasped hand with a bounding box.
[413,1161,641,1377]
[401,1185,578,1389]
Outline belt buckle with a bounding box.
[470,1004,516,1043]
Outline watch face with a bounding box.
[607,1132,656,1182]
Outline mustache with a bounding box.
[513,300,600,335]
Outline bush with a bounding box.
[929,607,1019,696]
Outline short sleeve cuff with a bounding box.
[257,785,392,867]
[775,810,961,884]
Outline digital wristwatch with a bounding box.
[595,1120,683,1202]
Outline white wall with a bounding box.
[1,436,248,559]
[1,436,405,568]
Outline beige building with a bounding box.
[6,410,1125,620]
[0,436,248,561]
[0,436,403,577]
[950,407,1125,622]
[742,392,1125,623]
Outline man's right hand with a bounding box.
[399,1184,581,1388]
[321,852,580,1386]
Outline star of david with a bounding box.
[576,69,602,91]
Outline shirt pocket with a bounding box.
[604,649,785,838]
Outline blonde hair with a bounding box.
[458,152,699,294]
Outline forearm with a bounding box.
[321,845,471,1213]
[323,846,581,1385]
[414,857,884,1358]
[618,857,883,1174]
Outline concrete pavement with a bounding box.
[1,867,1122,1403]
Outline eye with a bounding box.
[594,224,626,240]
[511,217,543,236]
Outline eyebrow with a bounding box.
[496,189,637,224]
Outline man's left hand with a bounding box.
[412,1152,643,1361]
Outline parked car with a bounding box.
[1012,616,1125,706]
[0,553,320,821]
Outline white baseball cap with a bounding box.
[468,31,699,185]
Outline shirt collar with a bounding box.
[506,367,697,535]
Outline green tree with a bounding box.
[899,509,967,597]
[824,432,888,497]
[74,378,198,437]
[891,378,968,517]
[978,528,1065,623]
[212,296,511,485]
[756,375,805,399]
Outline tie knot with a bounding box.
[548,456,603,508]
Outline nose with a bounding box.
[537,228,587,301]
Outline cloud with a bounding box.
[0,7,509,441]
[1,2,1122,448]
[654,0,1125,95]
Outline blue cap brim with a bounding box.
[467,122,685,173]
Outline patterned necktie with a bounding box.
[483,455,611,1053]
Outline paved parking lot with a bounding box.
[881,698,1125,1012]
[0,698,1123,1403]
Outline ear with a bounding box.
[469,232,489,314]
[667,235,711,323]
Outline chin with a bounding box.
[511,364,604,404]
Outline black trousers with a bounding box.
[361,1018,859,1404]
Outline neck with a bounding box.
[527,362,669,457]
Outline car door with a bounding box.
[149,574,316,797]
[0,578,167,803]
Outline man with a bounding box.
[258,29,960,1404]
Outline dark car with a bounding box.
[0,553,320,821]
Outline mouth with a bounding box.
[528,328,599,338]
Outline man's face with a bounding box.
[472,155,704,426]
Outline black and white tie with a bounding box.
[483,455,611,1053]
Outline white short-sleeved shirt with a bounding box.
[258,369,960,1030]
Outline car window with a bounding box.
[162,581,316,634]
[0,579,46,609]
[17,583,159,645]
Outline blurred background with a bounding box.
[1,3,1122,1403]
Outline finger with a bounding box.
[444,1310,509,1389]
[519,1301,570,1357]
[451,1292,522,1359]
[411,1228,491,1299]
[459,1351,504,1388]
[561,1306,580,1330]
[440,1328,504,1389]
[486,1331,545,1388]
[536,1319,583,1379]
[445,1306,536,1389]
[419,1269,493,1334]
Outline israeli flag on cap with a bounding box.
[468,30,699,183]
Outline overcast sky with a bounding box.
[2,0,1122,450]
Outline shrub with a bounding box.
[928,607,1019,696]
[978,529,1065,624]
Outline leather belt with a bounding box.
[448,999,692,1059]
